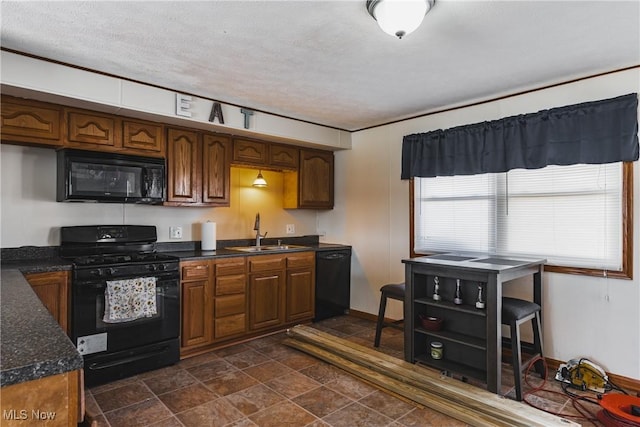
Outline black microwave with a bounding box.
[57,149,165,204]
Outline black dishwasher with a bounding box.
[315,248,352,321]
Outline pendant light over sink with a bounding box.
[252,170,267,187]
[366,0,435,39]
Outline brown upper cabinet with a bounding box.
[2,96,335,210]
[232,138,333,209]
[270,143,299,170]
[65,107,165,157]
[65,108,120,148]
[0,96,165,157]
[122,119,165,155]
[232,138,299,171]
[284,149,334,209]
[0,96,63,147]
[166,127,231,207]
[232,138,268,166]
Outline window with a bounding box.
[412,162,633,278]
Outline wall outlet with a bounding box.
[286,224,295,234]
[169,226,183,239]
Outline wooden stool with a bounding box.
[501,297,544,401]
[374,283,405,347]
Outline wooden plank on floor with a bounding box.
[285,325,579,427]
[285,338,505,427]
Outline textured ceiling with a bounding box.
[1,1,639,131]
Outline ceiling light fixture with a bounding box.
[367,0,435,39]
[252,170,267,187]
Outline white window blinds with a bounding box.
[414,163,623,270]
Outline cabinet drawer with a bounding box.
[215,294,246,317]
[215,313,246,339]
[215,274,246,296]
[287,252,315,269]
[215,258,246,276]
[181,262,210,280]
[248,254,286,272]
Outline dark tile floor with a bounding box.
[83,315,599,427]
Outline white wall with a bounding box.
[320,69,640,379]
[0,144,319,247]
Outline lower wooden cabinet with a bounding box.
[180,257,248,354]
[180,261,213,349]
[248,252,315,330]
[213,257,247,340]
[24,271,70,335]
[180,252,315,356]
[0,369,81,426]
[286,252,315,322]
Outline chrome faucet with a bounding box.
[253,212,267,247]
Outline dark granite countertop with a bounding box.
[1,257,72,274]
[0,269,83,387]
[163,242,352,261]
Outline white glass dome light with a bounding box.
[367,0,435,39]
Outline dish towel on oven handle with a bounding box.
[103,277,157,323]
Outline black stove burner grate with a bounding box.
[72,252,176,267]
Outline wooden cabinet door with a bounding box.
[202,133,231,205]
[286,253,315,322]
[181,280,213,348]
[181,260,213,350]
[1,96,62,146]
[167,128,200,203]
[286,268,315,322]
[122,119,164,156]
[25,271,69,334]
[232,138,268,166]
[299,149,334,209]
[269,144,299,169]
[66,109,119,148]
[248,272,285,330]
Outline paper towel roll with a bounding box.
[201,221,217,251]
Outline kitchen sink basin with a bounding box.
[227,244,309,252]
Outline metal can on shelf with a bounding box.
[430,341,443,360]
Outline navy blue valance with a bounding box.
[401,93,639,179]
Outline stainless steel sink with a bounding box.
[227,244,309,252]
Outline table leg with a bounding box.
[486,274,501,394]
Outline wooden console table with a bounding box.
[402,253,545,394]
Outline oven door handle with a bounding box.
[87,345,171,371]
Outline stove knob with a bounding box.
[158,264,166,271]
[107,268,116,276]
[148,264,158,272]
[90,269,103,277]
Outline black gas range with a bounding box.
[61,225,180,386]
